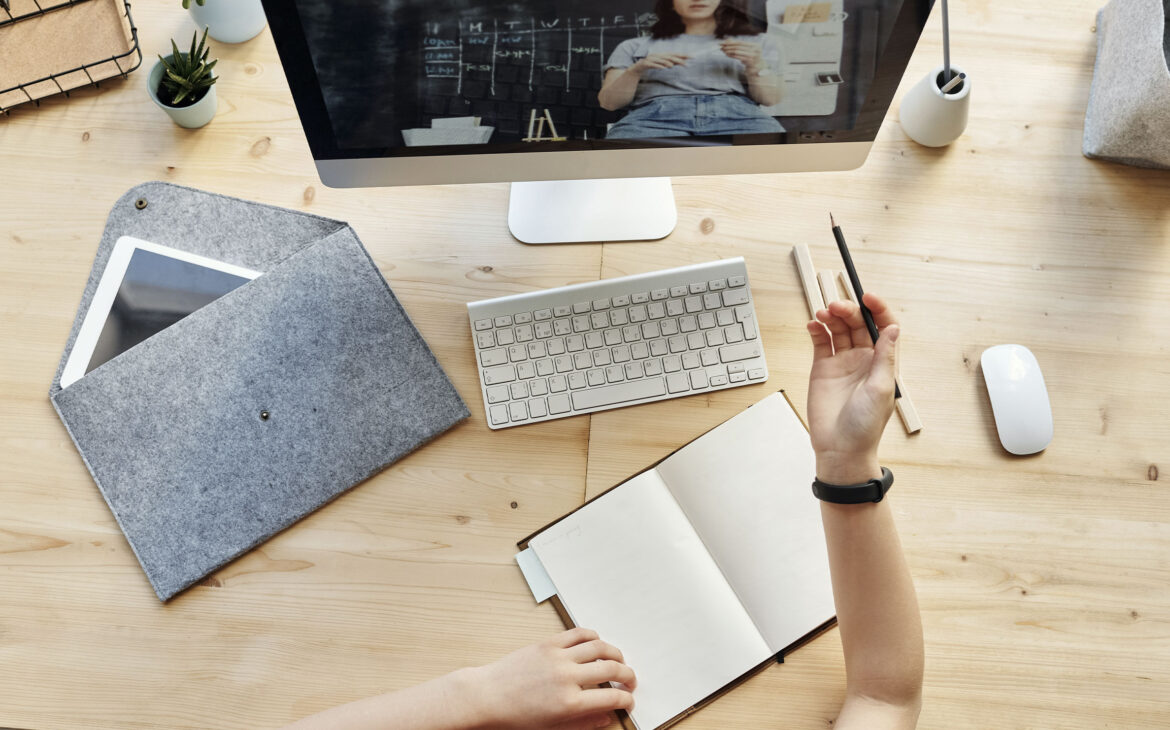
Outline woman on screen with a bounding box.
[598,0,785,138]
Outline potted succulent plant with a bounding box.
[183,0,267,44]
[147,29,219,129]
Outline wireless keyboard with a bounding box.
[467,258,767,429]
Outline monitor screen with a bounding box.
[269,0,933,163]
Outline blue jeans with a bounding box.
[607,94,785,138]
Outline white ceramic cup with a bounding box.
[899,64,970,147]
[188,0,267,44]
[148,57,218,129]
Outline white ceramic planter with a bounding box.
[188,0,267,44]
[899,64,971,147]
[147,57,218,129]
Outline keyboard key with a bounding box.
[728,363,746,374]
[591,312,609,329]
[604,329,622,346]
[609,309,629,326]
[536,359,554,376]
[496,329,516,346]
[623,326,641,343]
[549,375,567,392]
[719,342,762,363]
[514,312,533,324]
[553,305,572,317]
[660,319,679,336]
[641,322,661,339]
[494,315,513,327]
[749,368,767,380]
[689,282,707,294]
[592,298,610,310]
[724,325,744,343]
[632,292,650,303]
[572,315,590,333]
[666,372,690,393]
[613,294,631,307]
[728,275,747,287]
[701,350,719,367]
[592,349,612,366]
[738,311,758,339]
[624,362,642,379]
[481,348,508,367]
[483,365,517,385]
[508,345,527,362]
[515,324,534,342]
[666,300,685,317]
[527,341,547,359]
[566,335,584,352]
[647,302,666,319]
[690,370,709,389]
[517,362,536,379]
[710,374,729,386]
[573,302,591,314]
[476,331,496,348]
[663,355,682,372]
[554,356,573,373]
[709,279,727,291]
[729,371,747,383]
[547,338,566,355]
[631,342,649,359]
[685,296,703,313]
[651,288,669,300]
[585,332,604,349]
[722,288,750,306]
[486,385,510,403]
[572,377,667,410]
[568,372,587,389]
[534,309,553,320]
[698,313,716,329]
[547,393,572,414]
[668,336,687,353]
[705,329,725,347]
[489,405,509,425]
[575,352,592,369]
[649,339,668,357]
[670,285,688,297]
[605,365,625,383]
[528,399,548,418]
[534,322,553,339]
[474,319,492,331]
[553,319,572,336]
[682,353,700,370]
[530,378,549,396]
[629,305,648,322]
[717,309,735,326]
[510,382,528,399]
[612,345,631,363]
[644,359,663,376]
[703,292,722,310]
[588,369,607,386]
[687,332,705,350]
[679,316,698,333]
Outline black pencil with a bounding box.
[830,213,901,399]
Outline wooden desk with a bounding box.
[2,2,1168,728]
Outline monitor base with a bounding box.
[508,178,677,244]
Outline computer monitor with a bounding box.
[263,0,933,243]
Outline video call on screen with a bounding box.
[295,0,906,151]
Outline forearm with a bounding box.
[598,68,642,110]
[818,457,924,708]
[746,70,782,107]
[282,668,486,730]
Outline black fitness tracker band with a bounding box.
[812,467,894,504]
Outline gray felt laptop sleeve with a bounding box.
[49,182,470,601]
[1083,0,1170,170]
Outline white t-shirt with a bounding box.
[604,33,785,105]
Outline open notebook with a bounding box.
[516,392,836,729]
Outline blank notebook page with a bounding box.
[529,469,773,730]
[655,393,836,652]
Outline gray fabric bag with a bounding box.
[1083,0,1170,169]
[50,182,470,601]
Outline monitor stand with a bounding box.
[507,178,677,245]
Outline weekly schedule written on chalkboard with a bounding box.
[293,0,899,152]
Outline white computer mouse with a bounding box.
[980,344,1053,455]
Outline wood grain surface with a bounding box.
[2,2,1168,728]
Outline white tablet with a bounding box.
[60,237,262,389]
